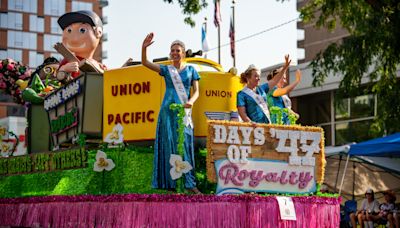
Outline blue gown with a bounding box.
[267,86,289,125]
[236,83,270,124]
[152,64,200,189]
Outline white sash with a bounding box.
[167,65,193,128]
[242,86,271,123]
[282,95,292,109]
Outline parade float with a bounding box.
[0,10,340,228]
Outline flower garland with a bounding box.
[270,106,299,125]
[0,59,31,104]
[0,193,341,204]
[169,103,186,193]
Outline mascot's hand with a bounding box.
[60,61,79,73]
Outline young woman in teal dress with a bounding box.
[237,55,291,124]
[141,33,200,193]
[266,68,301,124]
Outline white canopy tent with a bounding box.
[324,145,400,204]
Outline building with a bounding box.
[0,0,108,68]
[260,0,380,147]
[296,0,349,64]
[0,0,108,155]
[291,0,381,146]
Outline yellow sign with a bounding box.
[103,58,243,141]
[103,65,163,141]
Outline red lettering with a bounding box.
[133,83,141,94]
[123,113,129,123]
[147,110,154,122]
[135,112,141,123]
[128,83,132,94]
[108,114,114,125]
[111,86,118,96]
[142,81,150,93]
[115,114,122,124]
[120,84,127,96]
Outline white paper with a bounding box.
[276,196,297,220]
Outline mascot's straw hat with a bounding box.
[58,10,103,30]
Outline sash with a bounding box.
[242,86,271,123]
[167,65,193,128]
[282,95,292,109]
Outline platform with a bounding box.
[0,194,340,227]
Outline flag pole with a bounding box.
[204,17,208,59]
[218,23,221,64]
[232,0,236,67]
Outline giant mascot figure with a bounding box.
[56,10,106,81]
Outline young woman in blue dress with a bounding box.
[141,33,200,193]
[266,68,302,124]
[237,55,291,124]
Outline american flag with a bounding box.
[214,0,222,27]
[229,15,235,58]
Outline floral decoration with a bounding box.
[0,58,31,104]
[0,126,19,157]
[93,150,115,172]
[104,124,124,145]
[169,154,193,180]
[169,103,186,192]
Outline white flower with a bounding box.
[93,150,115,172]
[169,154,193,180]
[0,142,12,157]
[104,124,124,144]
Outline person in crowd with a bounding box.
[350,188,380,228]
[141,33,200,193]
[237,55,291,124]
[378,190,397,228]
[266,68,301,124]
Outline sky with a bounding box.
[103,0,299,73]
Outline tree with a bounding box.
[162,0,207,27]
[299,0,400,135]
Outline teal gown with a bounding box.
[152,64,200,189]
[236,83,270,123]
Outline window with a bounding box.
[50,17,62,34]
[71,1,93,11]
[29,51,44,68]
[335,94,375,120]
[8,0,37,13]
[43,34,61,51]
[0,12,23,30]
[297,90,378,146]
[0,49,23,62]
[29,15,44,32]
[335,120,375,145]
[44,0,65,16]
[8,31,37,49]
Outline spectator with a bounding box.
[350,188,380,228]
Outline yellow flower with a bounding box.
[0,127,6,136]
[1,143,9,152]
